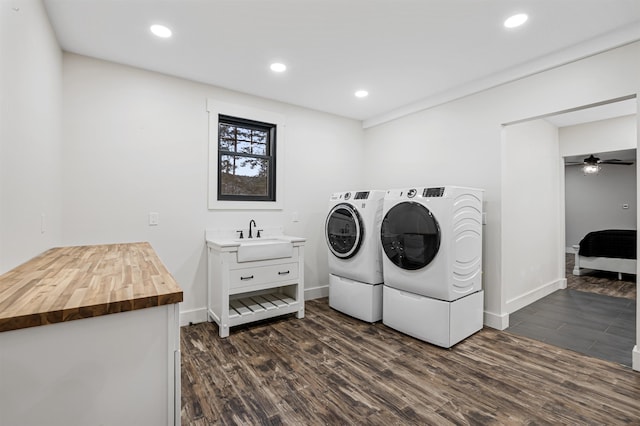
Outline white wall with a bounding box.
[363,99,504,322]
[565,162,636,248]
[503,120,564,313]
[363,41,640,329]
[0,0,62,273]
[560,114,637,157]
[61,54,363,322]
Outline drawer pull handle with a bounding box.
[278,270,290,275]
[240,275,254,281]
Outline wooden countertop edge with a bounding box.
[0,290,183,333]
[0,242,185,333]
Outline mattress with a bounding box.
[578,229,636,259]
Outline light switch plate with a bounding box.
[149,212,159,226]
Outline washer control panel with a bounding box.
[330,191,372,201]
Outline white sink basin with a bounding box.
[235,238,293,262]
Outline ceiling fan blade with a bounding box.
[565,162,584,166]
[600,160,634,165]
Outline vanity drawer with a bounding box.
[230,262,299,289]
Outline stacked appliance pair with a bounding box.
[325,186,484,348]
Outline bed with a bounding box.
[572,229,637,279]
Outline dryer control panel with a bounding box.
[354,191,370,200]
[423,187,445,197]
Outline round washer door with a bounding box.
[325,203,363,259]
[381,201,440,270]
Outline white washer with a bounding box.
[380,186,484,347]
[326,190,385,322]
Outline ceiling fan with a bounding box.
[566,154,634,174]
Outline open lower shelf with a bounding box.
[229,293,296,319]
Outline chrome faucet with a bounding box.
[249,219,257,238]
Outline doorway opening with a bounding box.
[503,96,638,367]
[564,146,636,300]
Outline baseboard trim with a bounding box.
[484,310,509,330]
[506,278,565,314]
[305,285,329,300]
[559,277,567,289]
[633,345,640,372]
[179,307,208,327]
[183,284,548,333]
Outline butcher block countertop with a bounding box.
[0,242,183,333]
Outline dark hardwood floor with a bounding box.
[181,299,640,425]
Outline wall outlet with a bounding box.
[292,212,299,222]
[149,212,159,226]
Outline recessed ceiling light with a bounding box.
[270,63,287,72]
[355,90,369,98]
[150,24,172,38]
[504,13,528,28]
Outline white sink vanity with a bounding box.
[205,229,306,337]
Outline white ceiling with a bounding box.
[43,0,640,125]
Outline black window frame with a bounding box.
[217,114,277,202]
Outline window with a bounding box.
[207,100,285,210]
[218,115,276,201]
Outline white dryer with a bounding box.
[380,186,484,347]
[326,190,385,322]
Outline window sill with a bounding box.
[209,199,283,210]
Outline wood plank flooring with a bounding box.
[181,299,640,425]
[566,253,636,300]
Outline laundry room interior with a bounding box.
[2,1,640,425]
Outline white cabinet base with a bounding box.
[207,239,305,338]
[0,304,180,426]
